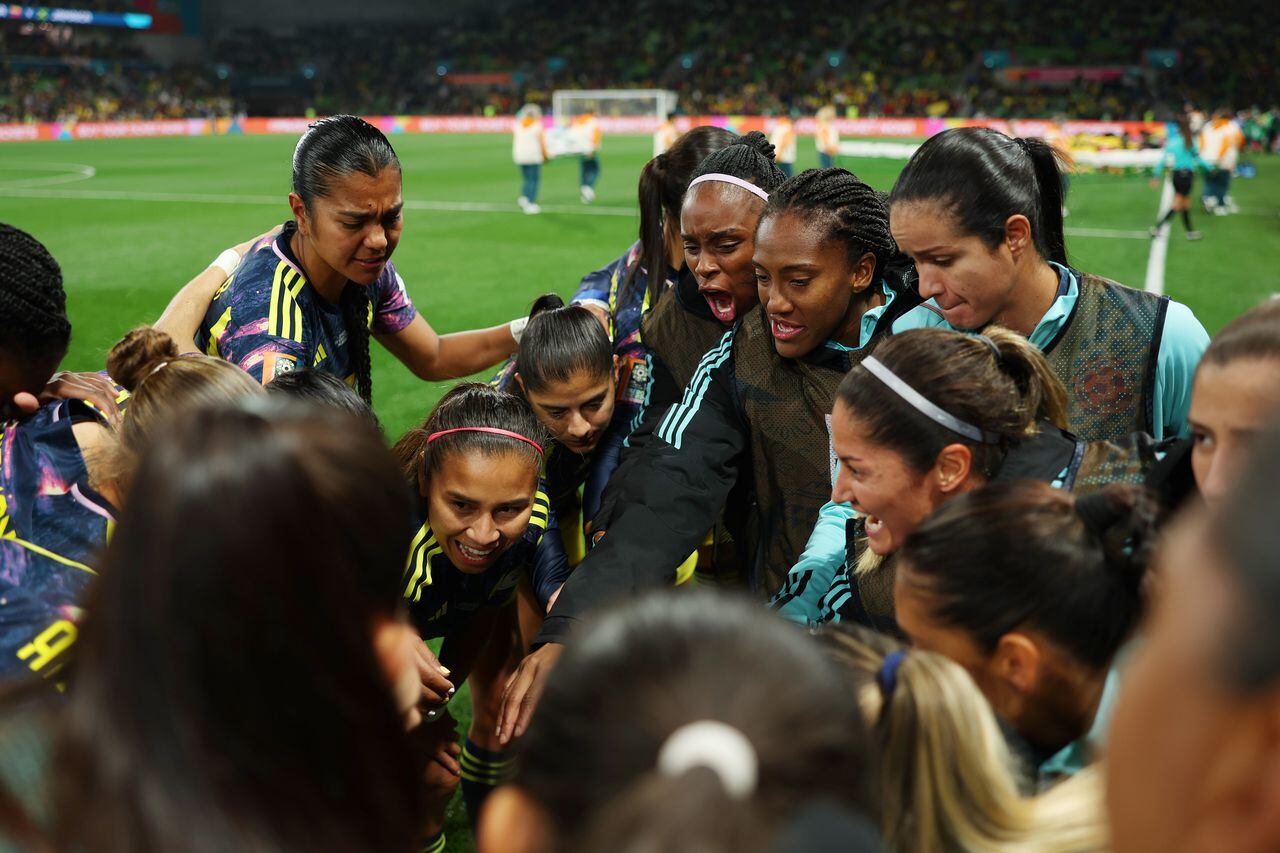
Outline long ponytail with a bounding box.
[1019,136,1070,266]
[838,326,1069,479]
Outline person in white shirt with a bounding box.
[513,104,549,214]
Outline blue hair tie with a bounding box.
[878,650,907,699]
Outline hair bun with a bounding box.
[736,131,777,162]
[529,292,567,320]
[107,326,180,392]
[1075,485,1161,594]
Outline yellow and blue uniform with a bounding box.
[1,400,114,566]
[0,537,94,683]
[493,241,663,535]
[195,221,417,385]
[401,483,567,638]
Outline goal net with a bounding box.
[546,90,677,156]
[551,89,678,124]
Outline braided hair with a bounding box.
[0,223,71,366]
[689,131,788,192]
[628,126,736,306]
[761,168,904,286]
[292,115,400,405]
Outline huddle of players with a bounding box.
[2,114,1278,852]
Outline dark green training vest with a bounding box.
[641,277,727,391]
[731,307,857,596]
[1044,273,1169,442]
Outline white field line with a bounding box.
[1,185,1161,239]
[1144,177,1174,295]
[0,162,97,187]
[1065,226,1151,239]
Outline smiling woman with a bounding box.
[390,383,567,849]
[189,115,521,404]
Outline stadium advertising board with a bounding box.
[0,115,1166,143]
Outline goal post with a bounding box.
[551,89,678,124]
[546,89,677,156]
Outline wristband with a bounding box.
[209,248,243,278]
[510,315,529,344]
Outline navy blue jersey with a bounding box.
[491,241,665,530]
[0,537,95,683]
[401,484,568,639]
[1,400,115,566]
[195,221,417,386]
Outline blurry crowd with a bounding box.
[2,0,1278,123]
[0,27,234,124]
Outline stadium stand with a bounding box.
[2,0,1278,122]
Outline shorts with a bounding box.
[1172,169,1194,196]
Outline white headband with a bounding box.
[862,356,1000,444]
[688,173,769,202]
[657,720,758,799]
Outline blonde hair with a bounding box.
[822,626,1109,853]
[817,105,837,122]
[97,327,263,493]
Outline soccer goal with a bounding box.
[551,89,678,125]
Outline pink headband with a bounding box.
[427,427,544,456]
[688,173,770,202]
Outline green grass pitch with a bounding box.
[2,132,1278,849]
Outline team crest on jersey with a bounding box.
[618,355,650,406]
[261,352,297,382]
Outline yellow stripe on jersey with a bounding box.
[313,343,327,367]
[206,306,233,357]
[528,489,550,532]
[267,262,285,339]
[284,269,305,343]
[10,537,97,575]
[267,263,306,344]
[403,521,443,603]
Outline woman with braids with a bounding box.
[576,129,787,461]
[895,480,1160,786]
[773,326,1161,635]
[564,125,734,421]
[390,383,567,846]
[497,167,923,741]
[498,130,781,579]
[887,126,1208,441]
[0,225,115,568]
[189,115,521,404]
[492,128,734,542]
